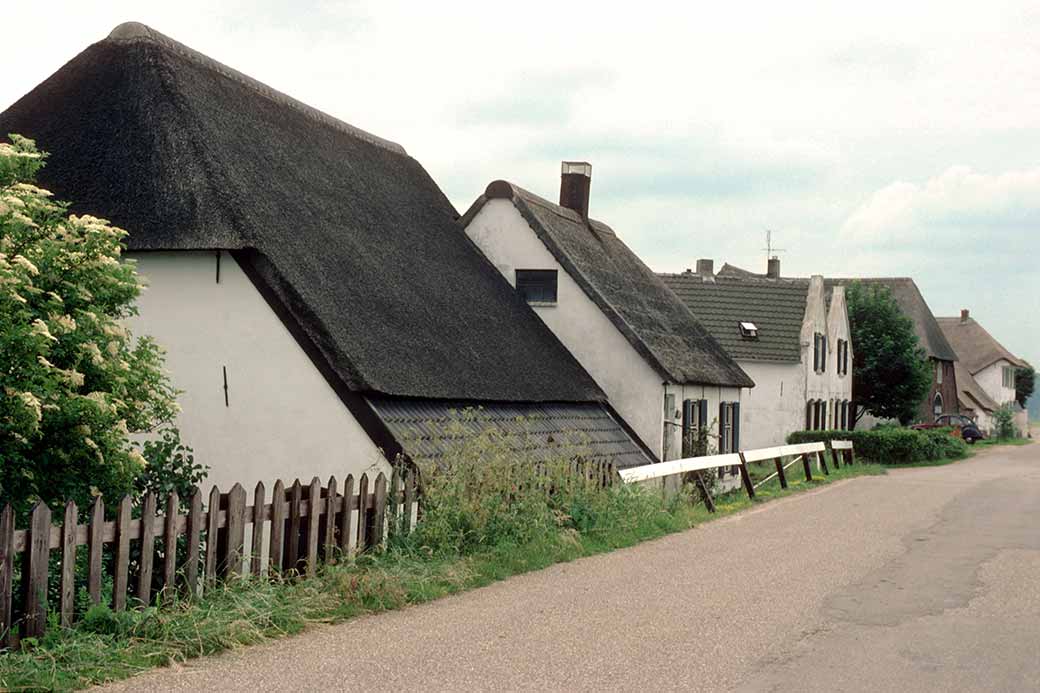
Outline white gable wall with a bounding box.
[737,361,804,449]
[127,251,389,493]
[464,200,669,458]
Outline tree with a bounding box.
[845,282,932,426]
[1015,365,1034,409]
[0,135,181,518]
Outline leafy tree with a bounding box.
[1015,365,1034,409]
[845,282,932,426]
[0,135,181,518]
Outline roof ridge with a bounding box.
[106,21,407,156]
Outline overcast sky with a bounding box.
[3,1,1037,368]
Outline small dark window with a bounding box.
[516,269,558,304]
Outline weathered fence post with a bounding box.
[137,492,157,605]
[388,468,401,540]
[305,478,321,577]
[251,482,266,576]
[60,500,78,627]
[372,473,388,548]
[87,497,104,606]
[773,457,788,489]
[23,502,51,638]
[737,453,756,501]
[830,443,841,469]
[185,489,203,596]
[801,454,813,482]
[338,475,355,557]
[163,492,179,603]
[287,480,303,573]
[269,480,286,573]
[323,476,338,562]
[225,484,247,578]
[356,474,370,551]
[0,504,14,648]
[205,486,221,585]
[113,496,132,611]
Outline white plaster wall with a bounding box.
[660,384,744,458]
[465,200,743,460]
[825,285,854,408]
[127,251,389,494]
[975,360,1017,408]
[737,361,804,448]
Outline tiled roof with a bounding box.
[718,266,957,362]
[365,398,653,469]
[659,272,807,363]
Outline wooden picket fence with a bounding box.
[0,466,417,648]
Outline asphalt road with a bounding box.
[102,443,1040,692]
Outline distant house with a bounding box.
[661,258,853,448]
[0,24,652,491]
[826,278,959,425]
[937,310,1029,435]
[460,163,754,463]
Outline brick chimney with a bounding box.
[961,308,970,323]
[696,258,714,276]
[767,256,781,278]
[559,161,592,220]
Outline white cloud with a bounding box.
[840,166,1040,247]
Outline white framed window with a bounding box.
[739,321,758,339]
[933,392,943,417]
[936,361,943,385]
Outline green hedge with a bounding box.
[786,427,969,465]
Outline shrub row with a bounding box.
[787,427,969,465]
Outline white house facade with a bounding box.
[461,165,754,462]
[662,261,854,450]
[128,251,390,492]
[939,310,1029,436]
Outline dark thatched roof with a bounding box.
[366,398,652,469]
[0,22,606,404]
[717,265,957,362]
[461,183,754,388]
[936,315,1027,374]
[660,270,807,363]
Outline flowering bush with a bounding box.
[0,135,180,518]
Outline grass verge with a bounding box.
[0,462,884,691]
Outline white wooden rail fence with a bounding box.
[618,440,855,512]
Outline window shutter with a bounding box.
[806,400,814,430]
[731,402,740,452]
[697,400,708,455]
[822,336,828,373]
[719,401,727,453]
[681,399,693,457]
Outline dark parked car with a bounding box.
[913,414,985,444]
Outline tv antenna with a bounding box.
[762,229,786,261]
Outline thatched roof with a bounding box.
[0,22,607,404]
[461,183,754,388]
[937,315,1027,375]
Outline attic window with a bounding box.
[516,269,558,304]
[739,321,758,339]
